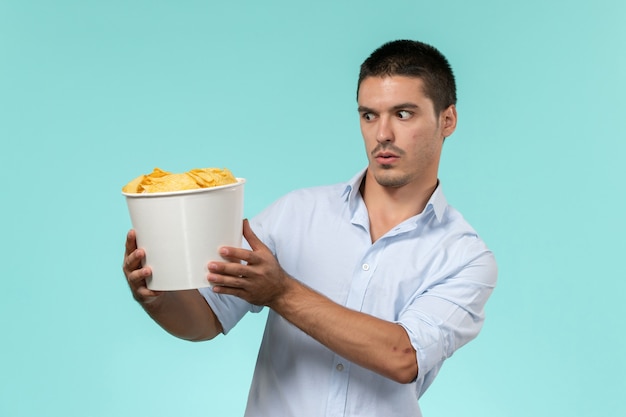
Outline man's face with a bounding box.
[357,75,456,190]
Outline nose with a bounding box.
[376,116,394,143]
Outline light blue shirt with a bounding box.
[199,169,497,417]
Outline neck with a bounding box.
[360,171,438,242]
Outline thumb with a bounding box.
[243,219,266,251]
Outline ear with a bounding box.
[440,105,457,138]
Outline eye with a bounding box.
[361,112,376,121]
[397,110,412,120]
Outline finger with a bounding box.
[211,284,247,299]
[209,269,254,292]
[209,272,250,288]
[127,265,151,284]
[135,286,163,303]
[217,245,262,265]
[124,229,137,256]
[131,280,162,304]
[209,260,250,279]
[124,248,145,273]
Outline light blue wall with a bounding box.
[1,1,624,416]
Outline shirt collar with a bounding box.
[341,168,448,223]
[342,168,367,209]
[426,182,448,223]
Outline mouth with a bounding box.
[374,151,399,165]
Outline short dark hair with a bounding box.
[357,40,457,115]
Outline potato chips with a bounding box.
[122,167,237,193]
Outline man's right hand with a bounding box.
[122,229,163,305]
[121,229,223,341]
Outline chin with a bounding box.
[374,172,411,188]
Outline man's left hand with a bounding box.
[208,219,290,307]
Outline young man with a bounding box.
[123,39,497,416]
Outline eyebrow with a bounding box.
[357,103,420,113]
[391,103,420,111]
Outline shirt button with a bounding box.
[336,363,344,372]
[362,264,370,271]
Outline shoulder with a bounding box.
[265,181,348,213]
[249,180,349,249]
[437,204,498,284]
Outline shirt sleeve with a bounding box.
[196,217,268,335]
[197,287,263,334]
[396,236,498,396]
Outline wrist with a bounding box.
[268,273,299,312]
[270,276,321,320]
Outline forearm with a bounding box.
[208,221,418,382]
[140,289,222,342]
[270,278,418,384]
